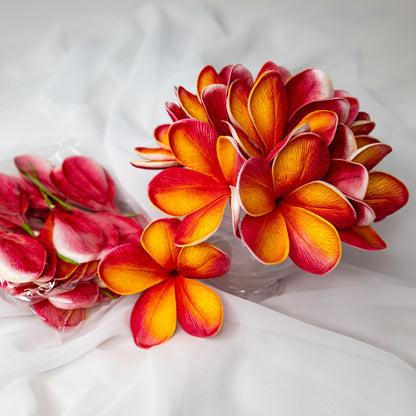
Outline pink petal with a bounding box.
[347,197,376,227]
[324,159,369,200]
[328,124,357,159]
[52,209,104,263]
[32,300,87,330]
[0,230,47,284]
[285,68,334,115]
[256,61,292,84]
[49,281,100,310]
[338,225,386,250]
[201,84,230,135]
[165,101,187,122]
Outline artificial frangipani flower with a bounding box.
[98,218,230,348]
[133,62,409,275]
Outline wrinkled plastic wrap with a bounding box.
[0,142,149,330]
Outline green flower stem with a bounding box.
[21,222,36,236]
[56,252,80,265]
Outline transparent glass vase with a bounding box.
[207,216,296,302]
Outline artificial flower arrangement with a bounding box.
[0,154,146,330]
[99,61,409,347]
[0,61,409,348]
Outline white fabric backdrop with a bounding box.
[0,1,415,415]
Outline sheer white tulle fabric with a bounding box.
[0,2,415,415]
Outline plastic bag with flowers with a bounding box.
[0,145,148,331]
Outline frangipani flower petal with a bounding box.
[333,90,360,125]
[14,154,56,193]
[130,280,177,348]
[350,143,392,171]
[49,281,100,310]
[174,196,229,246]
[141,218,180,270]
[134,147,177,161]
[282,181,356,228]
[226,120,263,158]
[328,124,357,159]
[176,276,223,337]
[240,208,289,264]
[32,300,87,330]
[350,120,376,135]
[154,124,170,149]
[257,61,291,84]
[285,68,334,115]
[0,231,47,283]
[280,202,341,274]
[272,134,330,198]
[201,84,229,135]
[348,197,376,227]
[338,225,386,250]
[294,110,338,145]
[130,160,182,170]
[228,63,254,90]
[165,102,187,121]
[355,135,380,148]
[60,156,117,212]
[178,243,231,278]
[238,157,275,216]
[324,159,369,200]
[216,136,246,186]
[176,86,209,123]
[169,119,224,179]
[249,71,288,154]
[288,98,349,131]
[52,210,104,263]
[364,171,409,218]
[0,174,28,227]
[197,65,224,99]
[98,244,170,295]
[148,167,229,217]
[227,79,265,154]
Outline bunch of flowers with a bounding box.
[0,154,146,330]
[129,61,409,275]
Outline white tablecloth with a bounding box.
[0,1,415,414]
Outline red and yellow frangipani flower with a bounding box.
[98,217,230,348]
[237,134,357,274]
[148,119,245,246]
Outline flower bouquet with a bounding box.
[100,61,408,347]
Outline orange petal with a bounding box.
[98,244,170,295]
[169,119,224,180]
[364,171,409,219]
[354,135,380,148]
[148,167,229,216]
[271,133,329,198]
[176,86,209,123]
[175,277,223,338]
[240,208,289,264]
[282,181,356,228]
[226,122,263,158]
[249,71,288,155]
[141,218,181,270]
[288,97,349,131]
[216,135,246,186]
[339,225,386,250]
[280,202,341,274]
[196,65,224,99]
[324,159,369,200]
[153,124,170,149]
[174,195,229,246]
[293,110,338,145]
[238,157,276,216]
[227,79,265,154]
[350,143,392,170]
[130,280,177,348]
[134,147,176,161]
[178,242,230,279]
